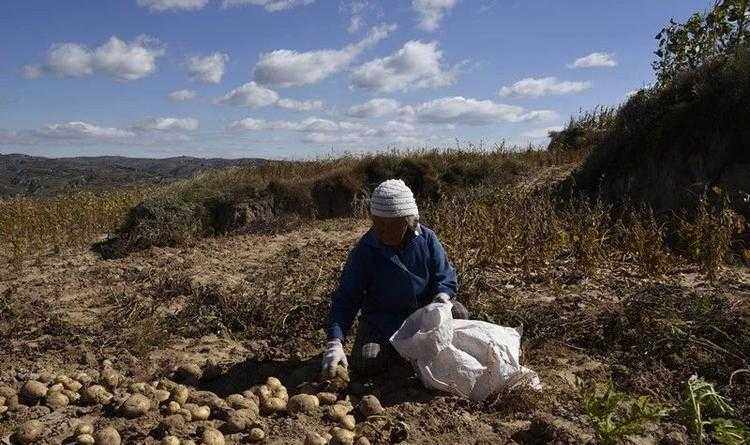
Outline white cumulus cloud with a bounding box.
[31,36,165,81]
[499,77,592,98]
[135,117,199,131]
[168,89,197,101]
[217,81,323,111]
[405,96,557,126]
[187,52,229,83]
[276,98,324,111]
[412,0,458,32]
[137,0,209,11]
[222,0,315,12]
[351,40,457,93]
[253,23,396,87]
[36,122,136,139]
[21,65,43,79]
[569,52,617,68]
[347,98,401,118]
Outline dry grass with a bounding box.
[0,188,147,269]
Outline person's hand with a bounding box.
[432,293,451,304]
[321,338,348,378]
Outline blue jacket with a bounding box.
[327,224,458,342]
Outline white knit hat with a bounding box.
[370,179,419,218]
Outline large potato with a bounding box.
[21,380,48,401]
[82,385,113,405]
[13,420,45,444]
[329,427,355,445]
[287,394,319,415]
[45,391,70,410]
[248,428,265,442]
[94,426,121,445]
[121,394,151,418]
[358,395,384,417]
[225,408,258,433]
[202,428,225,445]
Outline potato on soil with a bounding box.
[94,426,121,445]
[45,391,70,409]
[184,403,211,420]
[161,436,180,445]
[202,428,225,445]
[228,394,254,409]
[324,366,350,393]
[329,427,355,445]
[65,380,83,392]
[241,390,260,405]
[177,408,192,421]
[266,377,283,391]
[304,432,328,445]
[274,387,289,403]
[0,386,19,410]
[121,393,151,418]
[129,382,148,394]
[77,434,95,445]
[13,419,45,444]
[358,395,384,417]
[317,392,337,405]
[83,385,113,405]
[167,401,181,414]
[261,397,286,414]
[288,394,319,415]
[171,385,190,405]
[63,389,81,403]
[153,389,171,403]
[248,428,265,442]
[158,414,186,435]
[100,368,122,389]
[77,423,94,435]
[225,408,258,433]
[355,437,371,445]
[340,414,356,431]
[74,372,93,386]
[326,404,352,421]
[175,363,203,384]
[50,383,65,392]
[21,380,48,401]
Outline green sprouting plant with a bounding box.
[580,379,670,445]
[712,418,750,445]
[681,375,750,444]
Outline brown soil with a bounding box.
[1,217,748,444]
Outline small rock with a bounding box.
[13,420,45,444]
[94,426,121,445]
[21,380,48,401]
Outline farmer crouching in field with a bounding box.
[321,179,469,378]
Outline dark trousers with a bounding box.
[351,300,469,377]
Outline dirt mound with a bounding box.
[563,48,750,222]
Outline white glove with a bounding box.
[321,339,348,378]
[432,293,451,304]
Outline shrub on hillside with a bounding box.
[563,46,750,229]
[311,171,364,219]
[547,107,617,153]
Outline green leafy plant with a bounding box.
[580,379,669,445]
[681,376,750,444]
[653,0,750,84]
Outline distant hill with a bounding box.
[0,154,267,198]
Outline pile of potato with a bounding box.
[1,362,388,445]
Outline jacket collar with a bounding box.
[363,223,423,250]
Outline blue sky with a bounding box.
[0,0,709,159]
